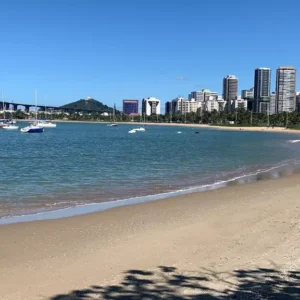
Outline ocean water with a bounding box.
[1,122,300,223]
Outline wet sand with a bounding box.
[1,174,300,299]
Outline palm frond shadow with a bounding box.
[50,265,300,299]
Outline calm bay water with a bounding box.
[1,122,300,221]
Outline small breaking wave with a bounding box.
[1,161,300,225]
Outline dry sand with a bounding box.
[1,175,300,299]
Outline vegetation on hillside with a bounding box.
[60,98,115,113]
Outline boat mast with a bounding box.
[113,103,116,123]
[2,91,4,120]
[35,89,38,121]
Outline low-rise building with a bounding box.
[241,88,254,99]
[188,91,204,102]
[230,99,248,111]
[171,97,201,114]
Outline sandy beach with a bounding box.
[50,119,300,134]
[17,118,300,134]
[1,174,300,299]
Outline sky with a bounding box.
[0,0,299,110]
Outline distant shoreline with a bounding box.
[15,119,300,133]
[52,120,300,134]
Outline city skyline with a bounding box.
[1,65,298,115]
[0,0,299,107]
[1,64,299,116]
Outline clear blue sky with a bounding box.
[0,0,299,109]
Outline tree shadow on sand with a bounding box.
[50,265,300,299]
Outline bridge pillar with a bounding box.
[4,103,10,110]
[24,105,30,113]
[13,104,18,111]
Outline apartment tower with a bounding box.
[276,66,296,113]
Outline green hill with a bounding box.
[60,98,115,113]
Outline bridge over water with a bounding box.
[0,101,101,114]
[0,101,59,112]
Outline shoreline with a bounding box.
[1,159,299,225]
[1,173,300,299]
[15,119,300,133]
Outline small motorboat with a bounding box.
[20,124,44,133]
[133,127,145,132]
[3,124,19,130]
[107,123,118,127]
[128,129,136,134]
[177,131,182,134]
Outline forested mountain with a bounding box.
[60,98,114,112]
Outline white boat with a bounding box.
[1,93,9,128]
[128,129,136,134]
[133,127,146,132]
[131,114,146,132]
[107,104,118,127]
[0,120,8,128]
[3,124,19,130]
[35,102,57,128]
[20,90,44,133]
[35,120,56,128]
[21,124,44,133]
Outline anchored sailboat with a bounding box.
[20,90,44,133]
[2,92,19,130]
[131,113,146,132]
[35,97,57,128]
[107,103,118,127]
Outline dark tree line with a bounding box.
[3,109,300,128]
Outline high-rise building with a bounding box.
[253,68,271,113]
[223,75,238,112]
[123,99,139,115]
[276,66,297,113]
[296,93,300,113]
[254,68,271,99]
[165,101,172,114]
[142,97,161,116]
[270,92,276,115]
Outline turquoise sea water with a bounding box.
[1,122,300,222]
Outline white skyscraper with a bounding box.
[276,66,296,113]
[142,97,161,116]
